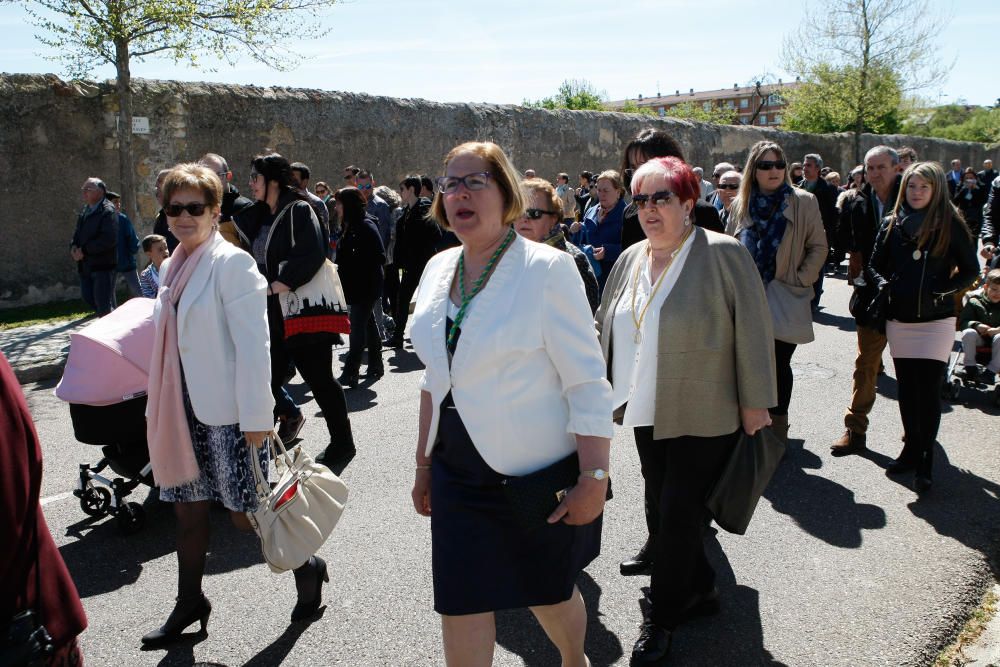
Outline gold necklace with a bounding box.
[630,228,693,344]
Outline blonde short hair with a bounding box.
[595,170,624,197]
[162,163,222,211]
[429,141,526,229]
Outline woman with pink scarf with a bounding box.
[141,164,328,647]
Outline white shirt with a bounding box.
[610,236,694,426]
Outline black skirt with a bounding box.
[430,393,602,615]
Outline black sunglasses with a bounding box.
[164,202,208,217]
[631,191,676,209]
[524,208,558,220]
[716,183,740,190]
[756,160,787,171]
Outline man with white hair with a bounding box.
[693,167,714,201]
[709,162,737,210]
[71,177,118,316]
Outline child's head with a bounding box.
[985,269,1000,304]
[142,234,169,268]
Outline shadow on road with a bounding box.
[764,442,887,548]
[59,499,263,599]
[813,309,857,333]
[387,348,425,374]
[494,571,623,666]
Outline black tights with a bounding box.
[893,357,946,477]
[771,340,797,416]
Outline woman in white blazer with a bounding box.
[142,164,328,647]
[409,142,614,667]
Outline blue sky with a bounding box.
[0,0,994,106]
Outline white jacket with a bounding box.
[154,234,274,432]
[410,233,613,476]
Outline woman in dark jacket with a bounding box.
[334,187,386,387]
[0,351,87,666]
[246,153,355,465]
[952,167,989,237]
[574,170,627,292]
[869,161,979,492]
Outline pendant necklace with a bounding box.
[630,228,693,344]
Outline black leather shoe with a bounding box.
[886,458,917,476]
[620,547,653,576]
[386,336,405,349]
[630,622,672,666]
[291,556,329,622]
[141,594,211,646]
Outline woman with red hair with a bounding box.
[596,156,776,665]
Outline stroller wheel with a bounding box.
[80,487,112,517]
[116,502,145,535]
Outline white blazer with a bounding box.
[410,233,613,476]
[154,233,274,432]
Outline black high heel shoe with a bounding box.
[141,594,211,646]
[291,556,329,622]
[337,371,359,388]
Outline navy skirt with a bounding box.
[430,393,602,616]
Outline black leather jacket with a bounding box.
[869,208,979,323]
[980,176,1000,247]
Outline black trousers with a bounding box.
[772,340,797,416]
[393,269,421,340]
[268,297,351,447]
[343,299,382,374]
[383,263,399,316]
[893,357,946,478]
[635,426,738,628]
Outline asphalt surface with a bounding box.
[25,271,1000,667]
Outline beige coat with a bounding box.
[596,227,778,440]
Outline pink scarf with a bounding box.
[146,237,213,488]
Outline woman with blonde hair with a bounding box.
[730,140,828,442]
[869,161,978,492]
[410,141,613,666]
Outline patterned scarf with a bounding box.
[740,183,792,284]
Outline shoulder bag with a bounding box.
[766,279,815,344]
[268,201,351,341]
[705,427,785,535]
[247,433,349,573]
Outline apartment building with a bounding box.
[607,80,802,127]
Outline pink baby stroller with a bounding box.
[56,297,156,534]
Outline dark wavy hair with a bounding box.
[334,187,367,228]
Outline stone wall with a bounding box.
[1,73,996,308]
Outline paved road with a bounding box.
[25,272,1000,666]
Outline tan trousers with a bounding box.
[844,325,888,434]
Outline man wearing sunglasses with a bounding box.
[716,171,742,235]
[70,177,118,316]
[709,162,737,211]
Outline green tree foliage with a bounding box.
[18,0,336,222]
[524,79,607,111]
[664,101,736,125]
[783,63,902,135]
[616,100,657,117]
[901,105,1000,144]
[783,0,949,161]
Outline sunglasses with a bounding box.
[164,202,208,217]
[631,191,676,209]
[357,183,373,190]
[524,208,558,220]
[716,183,740,190]
[756,160,787,171]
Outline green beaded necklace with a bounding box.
[448,227,516,347]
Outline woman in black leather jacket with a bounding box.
[869,161,979,492]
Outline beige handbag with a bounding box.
[247,433,349,573]
[765,279,815,344]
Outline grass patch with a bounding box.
[935,585,998,666]
[0,300,93,331]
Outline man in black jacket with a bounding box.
[978,159,997,188]
[798,153,838,309]
[387,176,441,348]
[831,146,901,457]
[981,174,1000,263]
[71,178,118,316]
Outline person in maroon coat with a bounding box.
[0,351,87,666]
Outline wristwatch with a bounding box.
[579,468,610,481]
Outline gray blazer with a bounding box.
[596,226,778,440]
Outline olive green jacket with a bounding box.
[596,227,778,440]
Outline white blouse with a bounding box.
[610,236,694,427]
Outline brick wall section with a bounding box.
[1,73,996,308]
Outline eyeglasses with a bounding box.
[756,160,787,171]
[436,172,491,194]
[357,183,373,190]
[164,202,208,217]
[249,172,261,182]
[632,191,676,209]
[523,208,558,220]
[716,183,740,190]
[316,189,328,195]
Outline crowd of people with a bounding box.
[34,133,999,665]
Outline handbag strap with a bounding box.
[249,431,295,502]
[263,200,300,275]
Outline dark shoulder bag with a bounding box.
[1,497,54,666]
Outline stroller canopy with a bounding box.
[56,297,155,406]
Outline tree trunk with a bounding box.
[114,39,138,228]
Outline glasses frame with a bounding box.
[436,172,492,194]
[164,202,209,218]
[756,160,787,171]
[631,190,676,210]
[523,208,559,220]
[716,183,741,190]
